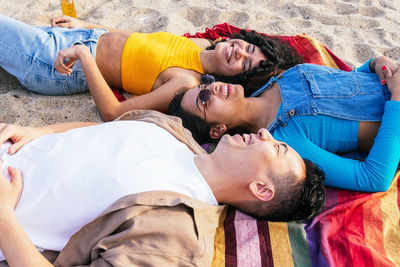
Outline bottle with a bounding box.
[60,0,77,18]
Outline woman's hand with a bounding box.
[383,66,400,101]
[50,15,91,28]
[0,161,22,214]
[0,124,44,155]
[371,56,399,85]
[54,45,91,75]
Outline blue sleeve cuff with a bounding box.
[354,58,374,73]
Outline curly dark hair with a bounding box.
[208,29,304,96]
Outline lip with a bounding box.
[219,84,232,99]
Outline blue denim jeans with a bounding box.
[0,15,107,95]
[251,63,390,131]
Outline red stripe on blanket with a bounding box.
[290,36,325,66]
[225,207,237,266]
[339,191,374,266]
[324,47,352,71]
[183,23,240,39]
[257,220,274,267]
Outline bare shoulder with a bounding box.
[154,67,201,91]
[188,38,212,49]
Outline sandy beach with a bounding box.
[0,0,399,126]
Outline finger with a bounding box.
[9,140,27,155]
[50,16,65,27]
[8,166,22,185]
[382,65,392,81]
[0,124,13,146]
[53,22,71,28]
[376,71,385,85]
[54,57,72,75]
[65,58,77,68]
[59,62,73,75]
[8,166,23,208]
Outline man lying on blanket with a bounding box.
[0,110,325,266]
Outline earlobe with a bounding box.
[209,124,227,139]
[249,182,274,202]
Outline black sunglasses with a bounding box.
[199,74,215,122]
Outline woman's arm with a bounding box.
[54,45,199,121]
[285,67,400,192]
[50,15,124,32]
[0,163,53,267]
[281,108,399,192]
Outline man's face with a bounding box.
[213,128,305,184]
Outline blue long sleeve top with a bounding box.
[270,60,400,192]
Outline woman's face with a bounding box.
[213,39,267,76]
[180,82,245,126]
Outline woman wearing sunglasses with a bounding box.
[168,56,400,192]
[0,14,303,121]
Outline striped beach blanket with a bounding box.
[211,173,400,267]
[185,24,400,267]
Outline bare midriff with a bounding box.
[358,121,381,152]
[95,31,131,88]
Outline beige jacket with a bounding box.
[1,110,224,267]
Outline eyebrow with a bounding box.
[248,45,254,71]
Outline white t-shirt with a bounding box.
[0,121,217,260]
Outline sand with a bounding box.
[0,0,399,125]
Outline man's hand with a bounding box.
[383,66,400,101]
[0,161,52,267]
[50,15,90,28]
[371,56,399,85]
[0,124,45,155]
[0,161,22,215]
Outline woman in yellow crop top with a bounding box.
[1,15,303,121]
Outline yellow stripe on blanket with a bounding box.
[299,34,339,69]
[212,207,227,267]
[381,171,400,266]
[269,222,294,267]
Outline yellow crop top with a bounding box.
[121,32,204,95]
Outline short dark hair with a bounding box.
[235,159,326,222]
[168,89,249,144]
[208,29,304,96]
